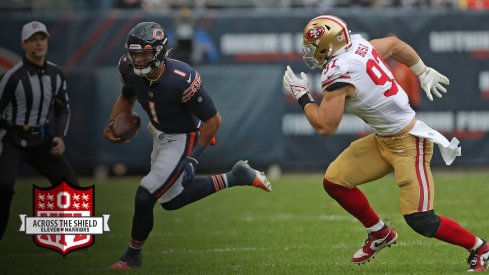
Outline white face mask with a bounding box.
[302,44,323,70]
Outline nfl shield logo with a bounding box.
[33,181,94,255]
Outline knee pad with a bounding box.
[404,209,441,238]
[323,178,338,194]
[161,201,178,211]
[323,178,351,198]
[161,193,186,211]
[134,186,157,208]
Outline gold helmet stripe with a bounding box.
[311,15,350,45]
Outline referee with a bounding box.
[0,21,79,240]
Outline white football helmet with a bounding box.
[302,15,352,69]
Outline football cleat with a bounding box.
[467,240,489,272]
[110,260,132,270]
[231,160,272,192]
[110,251,142,270]
[352,226,398,264]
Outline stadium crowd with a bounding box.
[1,0,488,11]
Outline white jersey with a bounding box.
[321,34,415,136]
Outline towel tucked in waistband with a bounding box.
[409,120,461,165]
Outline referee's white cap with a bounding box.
[22,21,50,41]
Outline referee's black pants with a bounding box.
[0,135,79,240]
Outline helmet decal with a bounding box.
[313,15,348,29]
[305,26,325,41]
[153,28,165,40]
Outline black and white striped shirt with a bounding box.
[0,56,71,137]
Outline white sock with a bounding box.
[222,173,229,188]
[471,237,484,251]
[367,220,385,233]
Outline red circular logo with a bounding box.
[305,26,325,41]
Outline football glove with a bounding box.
[283,65,310,100]
[177,143,205,184]
[177,156,198,184]
[410,60,450,101]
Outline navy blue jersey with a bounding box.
[118,57,217,134]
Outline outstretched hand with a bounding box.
[418,67,450,101]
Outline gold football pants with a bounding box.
[325,133,434,215]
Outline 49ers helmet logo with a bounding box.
[305,26,326,41]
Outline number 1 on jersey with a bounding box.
[148,101,159,123]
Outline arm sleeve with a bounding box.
[118,57,136,100]
[52,72,71,137]
[0,73,16,113]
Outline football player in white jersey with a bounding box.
[283,15,488,272]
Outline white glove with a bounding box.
[410,60,450,101]
[283,65,310,100]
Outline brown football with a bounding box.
[112,111,141,140]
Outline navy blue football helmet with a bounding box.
[125,22,169,76]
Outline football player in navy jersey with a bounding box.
[103,22,272,269]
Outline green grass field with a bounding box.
[1,171,488,274]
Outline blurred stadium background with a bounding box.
[2,2,489,274]
[1,0,489,178]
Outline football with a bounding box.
[111,111,141,140]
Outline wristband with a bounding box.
[409,59,426,76]
[191,143,205,159]
[298,93,315,110]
